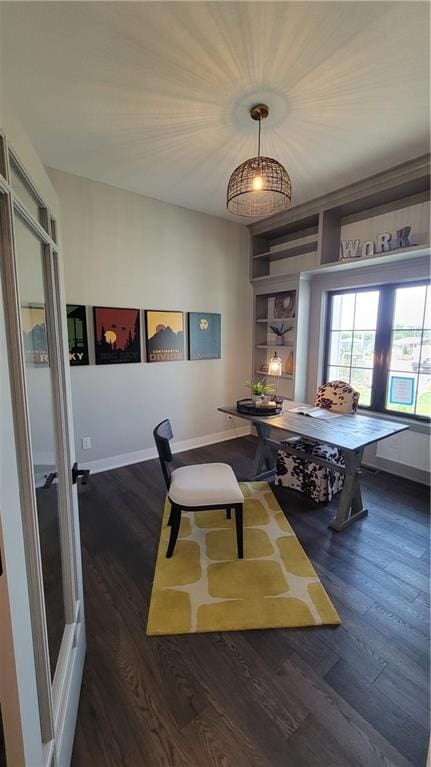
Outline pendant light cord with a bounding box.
[257,116,261,160]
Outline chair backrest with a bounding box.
[153,419,174,488]
[314,380,360,414]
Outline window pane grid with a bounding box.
[326,289,378,408]
[326,283,430,420]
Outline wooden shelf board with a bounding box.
[313,244,430,273]
[256,317,296,323]
[256,344,294,349]
[251,272,301,284]
[256,370,293,379]
[253,234,318,262]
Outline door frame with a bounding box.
[0,130,85,766]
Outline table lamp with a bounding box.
[268,351,282,400]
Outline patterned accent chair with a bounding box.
[276,381,360,503]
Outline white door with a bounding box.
[0,132,85,766]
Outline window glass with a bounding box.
[416,374,431,417]
[393,285,427,329]
[327,289,378,408]
[387,286,431,418]
[10,156,48,231]
[424,287,430,329]
[349,368,372,407]
[326,283,430,420]
[331,293,354,330]
[15,215,66,679]
[354,291,379,329]
[328,331,352,367]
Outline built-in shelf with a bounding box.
[250,154,430,405]
[250,244,430,283]
[251,272,301,284]
[253,233,318,264]
[255,370,293,379]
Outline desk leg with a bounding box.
[329,448,368,531]
[252,423,275,480]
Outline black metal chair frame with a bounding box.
[153,419,243,559]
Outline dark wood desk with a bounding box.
[218,403,408,531]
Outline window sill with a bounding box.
[358,407,430,434]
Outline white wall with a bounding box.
[48,168,252,470]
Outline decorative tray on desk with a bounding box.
[236,398,283,416]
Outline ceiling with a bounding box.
[2,2,430,222]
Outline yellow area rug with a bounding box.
[147,482,340,635]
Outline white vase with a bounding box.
[251,394,262,404]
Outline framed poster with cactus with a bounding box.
[93,306,141,364]
[145,310,185,362]
[67,304,89,365]
[188,312,221,360]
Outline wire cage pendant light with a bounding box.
[226,104,292,217]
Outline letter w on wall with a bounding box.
[340,240,360,259]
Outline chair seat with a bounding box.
[169,463,244,507]
[279,438,344,464]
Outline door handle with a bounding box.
[72,462,90,485]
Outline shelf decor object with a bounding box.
[236,398,282,416]
[226,104,292,217]
[268,351,282,398]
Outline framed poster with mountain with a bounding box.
[93,306,141,364]
[145,310,184,362]
[67,304,89,366]
[188,312,221,360]
[21,304,49,365]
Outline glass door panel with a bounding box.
[14,215,66,680]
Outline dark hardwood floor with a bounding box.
[71,436,430,767]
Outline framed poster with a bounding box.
[21,304,49,365]
[188,312,221,360]
[389,375,415,406]
[145,310,184,362]
[67,304,89,366]
[93,306,141,364]
[268,291,296,320]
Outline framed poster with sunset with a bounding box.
[188,312,221,360]
[93,306,141,364]
[145,310,184,362]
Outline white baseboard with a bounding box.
[81,425,252,475]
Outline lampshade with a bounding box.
[226,156,292,217]
[269,351,282,377]
[226,103,292,217]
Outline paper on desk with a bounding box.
[288,406,342,419]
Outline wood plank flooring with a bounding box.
[71,436,430,767]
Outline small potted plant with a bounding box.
[245,379,275,403]
[269,322,293,346]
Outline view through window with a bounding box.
[325,282,430,419]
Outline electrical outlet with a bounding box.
[81,437,92,450]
